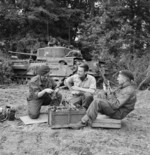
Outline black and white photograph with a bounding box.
[0,0,150,155]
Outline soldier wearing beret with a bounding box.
[27,65,62,119]
[69,70,137,129]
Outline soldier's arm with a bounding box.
[29,80,54,99]
[29,81,50,99]
[72,76,96,95]
[73,87,95,94]
[29,82,41,99]
[108,87,135,109]
[38,88,54,98]
[37,89,47,98]
[64,75,74,90]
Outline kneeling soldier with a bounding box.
[27,65,62,119]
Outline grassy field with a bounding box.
[0,85,150,155]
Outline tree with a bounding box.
[0,0,84,53]
[78,0,150,60]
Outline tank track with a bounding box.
[12,75,33,85]
[12,75,66,86]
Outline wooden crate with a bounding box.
[48,108,85,127]
[92,114,122,129]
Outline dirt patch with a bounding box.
[0,85,150,155]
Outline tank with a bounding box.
[10,46,110,87]
[10,46,85,85]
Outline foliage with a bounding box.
[1,0,150,86]
[0,60,14,84]
[116,52,150,85]
[78,0,150,58]
[75,0,150,85]
[0,0,84,47]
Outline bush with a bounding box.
[117,53,150,85]
[0,60,14,84]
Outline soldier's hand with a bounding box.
[72,86,80,91]
[54,88,59,93]
[44,88,54,94]
[71,90,80,95]
[70,103,78,110]
[103,82,111,95]
[103,82,107,92]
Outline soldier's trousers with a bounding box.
[82,98,131,123]
[69,93,94,110]
[27,93,62,119]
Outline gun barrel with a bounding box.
[9,51,37,56]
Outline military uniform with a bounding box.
[27,75,62,119]
[65,74,96,109]
[82,81,137,123]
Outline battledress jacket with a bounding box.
[104,81,137,119]
[27,75,57,101]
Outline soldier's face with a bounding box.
[117,74,127,84]
[77,66,86,78]
[41,72,49,81]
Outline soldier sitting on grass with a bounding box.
[27,65,62,119]
[65,63,96,111]
[69,70,137,129]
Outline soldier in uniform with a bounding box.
[65,63,96,110]
[69,70,137,129]
[27,65,62,119]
